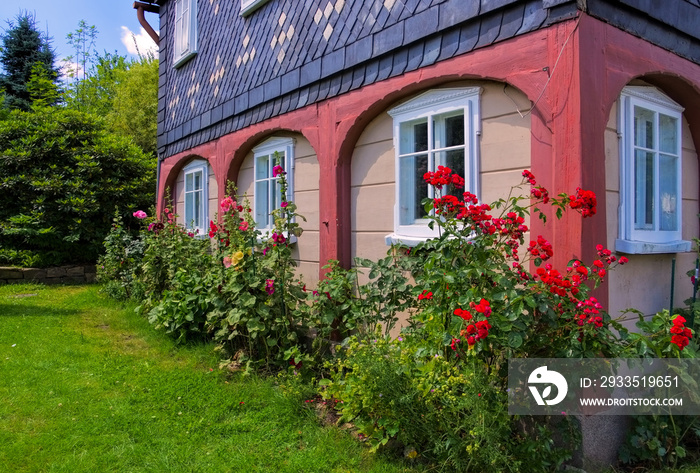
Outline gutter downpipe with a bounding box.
[133,1,160,45]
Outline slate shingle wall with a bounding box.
[157,0,557,157]
[155,0,700,159]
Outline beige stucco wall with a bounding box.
[175,158,218,231]
[350,81,533,270]
[605,99,700,321]
[237,133,320,287]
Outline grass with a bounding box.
[0,283,422,473]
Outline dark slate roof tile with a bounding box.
[439,0,480,30]
[158,109,166,123]
[406,43,425,71]
[475,12,502,48]
[404,6,439,45]
[404,0,421,14]
[481,0,516,14]
[263,102,274,120]
[351,66,366,90]
[201,110,212,129]
[346,14,365,44]
[455,21,481,55]
[437,27,460,61]
[329,74,343,96]
[364,59,379,84]
[391,48,409,76]
[322,48,346,78]
[359,9,377,39]
[235,92,249,112]
[249,84,265,107]
[191,114,201,133]
[297,87,309,108]
[174,125,183,141]
[211,104,223,124]
[222,98,235,119]
[300,58,322,87]
[280,93,291,115]
[281,68,300,94]
[542,0,573,6]
[377,55,394,81]
[518,0,548,34]
[416,0,433,13]
[387,1,405,21]
[264,77,282,102]
[346,35,373,67]
[497,4,525,41]
[317,78,331,101]
[307,83,320,104]
[251,107,261,125]
[420,35,442,66]
[371,6,391,34]
[182,119,192,136]
[373,22,404,56]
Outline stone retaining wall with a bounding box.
[0,265,97,285]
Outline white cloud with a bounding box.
[120,26,159,57]
[58,59,85,83]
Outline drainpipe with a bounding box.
[133,1,160,45]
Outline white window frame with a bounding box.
[385,87,481,246]
[253,137,295,233]
[240,0,273,16]
[616,86,691,254]
[183,159,208,236]
[173,0,198,68]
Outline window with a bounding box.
[253,137,295,232]
[183,160,208,235]
[240,0,273,16]
[173,0,197,67]
[386,87,481,245]
[616,86,690,254]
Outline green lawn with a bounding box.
[0,284,421,473]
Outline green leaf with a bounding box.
[508,332,523,348]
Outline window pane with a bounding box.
[255,181,269,227]
[399,119,428,155]
[185,172,193,192]
[185,192,194,227]
[634,150,654,230]
[193,190,201,227]
[659,154,678,231]
[434,111,464,149]
[399,154,428,225]
[193,170,202,191]
[659,114,678,154]
[256,155,270,180]
[634,106,655,149]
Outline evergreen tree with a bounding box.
[0,12,60,111]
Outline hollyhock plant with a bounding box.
[133,210,148,219]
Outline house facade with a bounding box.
[142,0,700,319]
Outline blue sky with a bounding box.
[0,1,159,74]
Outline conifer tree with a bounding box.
[0,12,60,111]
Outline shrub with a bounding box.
[0,106,155,267]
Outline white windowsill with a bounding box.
[615,239,692,254]
[240,0,273,16]
[173,50,197,69]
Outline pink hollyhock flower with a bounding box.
[239,221,249,231]
[272,165,285,177]
[133,210,147,219]
[220,197,235,213]
[265,279,275,295]
[281,201,289,208]
[223,256,233,268]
